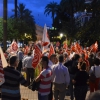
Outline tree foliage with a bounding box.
[45,0,100,46]
[0,3,37,42]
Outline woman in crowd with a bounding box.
[89,58,100,93]
[72,61,89,100]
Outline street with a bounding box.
[20,86,90,100]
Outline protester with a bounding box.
[48,54,57,69]
[89,58,100,93]
[52,55,70,100]
[48,54,57,100]
[72,61,89,100]
[80,53,90,72]
[64,54,80,100]
[63,52,69,63]
[22,51,34,85]
[1,55,28,100]
[88,53,95,68]
[17,47,24,72]
[35,56,52,100]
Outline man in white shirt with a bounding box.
[22,51,34,85]
[48,54,57,69]
[52,55,70,100]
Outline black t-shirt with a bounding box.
[64,59,79,75]
[74,71,89,87]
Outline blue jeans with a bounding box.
[38,93,48,100]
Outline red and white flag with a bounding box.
[63,42,67,50]
[0,47,8,85]
[42,24,50,53]
[32,44,42,69]
[56,41,60,47]
[48,44,55,58]
[10,40,18,53]
[90,41,98,52]
[23,46,29,55]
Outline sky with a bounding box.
[0,0,61,27]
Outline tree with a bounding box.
[44,1,58,26]
[11,3,36,41]
[75,0,100,46]
[15,0,17,18]
[3,0,7,50]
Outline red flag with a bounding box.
[71,44,75,52]
[32,44,42,69]
[90,41,98,52]
[56,41,60,47]
[63,42,67,50]
[48,44,55,58]
[23,46,29,55]
[10,40,18,53]
[94,41,98,52]
[0,47,8,85]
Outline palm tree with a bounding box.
[17,3,26,20]
[16,3,36,40]
[3,0,7,50]
[44,1,58,26]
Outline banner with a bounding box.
[32,44,42,69]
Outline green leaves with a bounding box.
[5,3,36,41]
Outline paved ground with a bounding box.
[20,85,90,100]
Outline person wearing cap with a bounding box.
[1,55,28,100]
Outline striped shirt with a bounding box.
[38,67,52,95]
[1,66,27,100]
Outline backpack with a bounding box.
[89,67,96,83]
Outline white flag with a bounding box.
[42,24,50,53]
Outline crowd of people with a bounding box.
[0,43,100,100]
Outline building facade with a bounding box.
[75,12,92,26]
[35,24,43,41]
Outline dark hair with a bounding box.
[59,55,64,63]
[50,54,56,60]
[89,53,94,58]
[28,51,32,56]
[63,52,68,58]
[80,61,86,70]
[42,56,49,64]
[87,90,100,100]
[94,58,100,66]
[73,54,80,60]
[9,56,17,65]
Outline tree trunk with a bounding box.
[3,0,7,50]
[15,0,17,18]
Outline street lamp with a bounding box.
[60,33,63,38]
